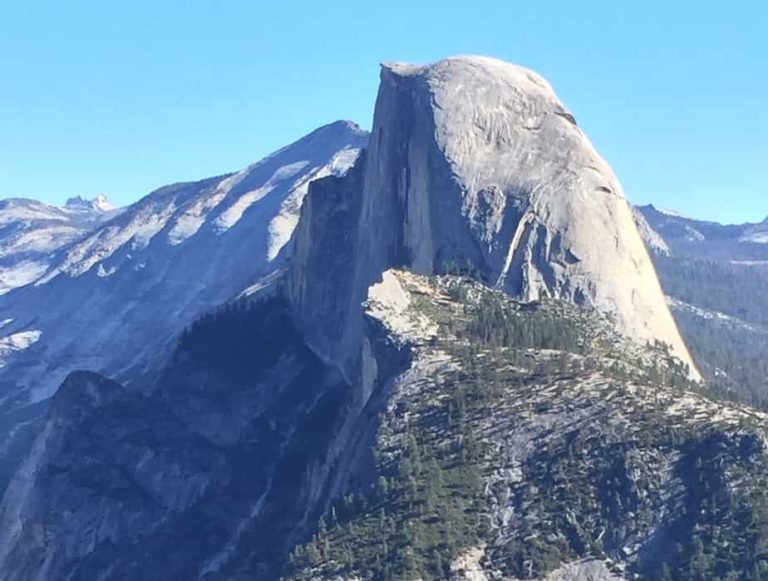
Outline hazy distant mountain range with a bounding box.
[638,204,768,259]
[0,195,118,294]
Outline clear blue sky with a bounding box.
[1,1,765,223]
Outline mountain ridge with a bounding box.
[0,197,119,294]
[64,194,116,212]
[0,119,367,494]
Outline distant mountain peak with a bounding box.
[658,206,690,219]
[294,120,368,144]
[328,119,367,135]
[65,194,115,212]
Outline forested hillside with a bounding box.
[636,206,768,407]
[288,272,768,581]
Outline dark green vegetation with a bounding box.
[639,433,768,580]
[178,297,304,385]
[656,258,768,330]
[636,205,768,408]
[654,256,768,407]
[8,296,355,581]
[287,274,768,580]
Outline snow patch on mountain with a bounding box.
[658,207,689,219]
[0,331,41,367]
[0,121,368,485]
[730,260,768,266]
[0,262,49,293]
[65,194,116,212]
[739,230,768,244]
[666,297,766,334]
[167,212,208,246]
[96,264,116,278]
[35,200,178,282]
[0,197,119,294]
[166,176,235,245]
[213,185,274,232]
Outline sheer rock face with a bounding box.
[289,56,697,379]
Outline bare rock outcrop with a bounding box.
[289,56,697,380]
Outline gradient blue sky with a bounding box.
[1,1,765,223]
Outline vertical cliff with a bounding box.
[288,56,697,382]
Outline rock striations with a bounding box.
[290,56,697,382]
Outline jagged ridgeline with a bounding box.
[287,271,768,581]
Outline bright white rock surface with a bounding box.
[289,56,698,380]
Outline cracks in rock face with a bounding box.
[496,210,536,290]
[553,109,578,127]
